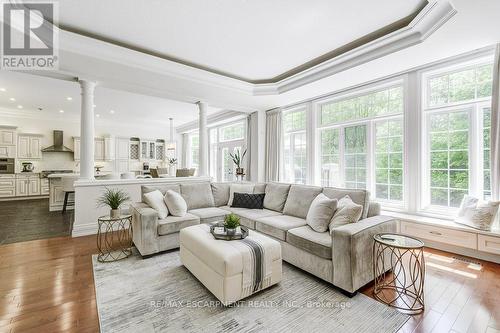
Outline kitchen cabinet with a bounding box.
[0,127,16,145]
[49,178,65,211]
[115,137,130,172]
[41,178,49,195]
[73,137,110,161]
[17,134,42,159]
[140,140,156,160]
[15,174,41,196]
[0,145,15,158]
[0,174,15,198]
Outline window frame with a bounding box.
[281,106,308,184]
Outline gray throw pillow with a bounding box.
[306,193,338,232]
[164,190,187,217]
[329,195,363,234]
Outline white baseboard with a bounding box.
[72,223,98,237]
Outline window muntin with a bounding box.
[422,61,493,212]
[283,109,307,184]
[219,121,245,142]
[483,107,491,200]
[189,134,199,168]
[317,84,404,204]
[375,119,404,201]
[428,110,469,208]
[428,64,493,107]
[320,86,403,126]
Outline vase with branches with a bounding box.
[229,149,247,175]
[97,188,131,218]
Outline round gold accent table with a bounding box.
[97,214,133,263]
[373,233,425,314]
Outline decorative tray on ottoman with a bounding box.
[210,223,249,241]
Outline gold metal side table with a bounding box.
[373,233,425,314]
[97,214,133,263]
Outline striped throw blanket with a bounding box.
[227,232,276,297]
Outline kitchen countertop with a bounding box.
[47,173,110,178]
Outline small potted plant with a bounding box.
[224,213,240,236]
[97,188,131,218]
[229,149,247,176]
[168,157,178,176]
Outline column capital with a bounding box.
[78,79,97,91]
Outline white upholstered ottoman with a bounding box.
[180,224,282,305]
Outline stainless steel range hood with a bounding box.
[41,130,74,153]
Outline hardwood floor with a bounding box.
[0,199,72,245]
[0,234,499,332]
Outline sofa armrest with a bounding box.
[367,201,381,217]
[331,215,397,293]
[130,202,160,256]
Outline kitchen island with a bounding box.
[72,176,211,236]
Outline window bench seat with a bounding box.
[382,211,500,264]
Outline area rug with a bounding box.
[93,249,408,333]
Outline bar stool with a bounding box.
[61,176,77,214]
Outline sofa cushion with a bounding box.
[211,183,231,207]
[188,207,228,224]
[164,190,188,217]
[142,190,169,219]
[263,183,291,212]
[228,183,255,206]
[287,226,332,259]
[181,183,215,210]
[224,207,282,229]
[283,185,323,219]
[255,215,307,241]
[254,183,267,194]
[141,184,180,200]
[157,213,200,236]
[306,193,338,232]
[322,187,370,219]
[232,193,265,209]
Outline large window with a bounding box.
[282,108,307,184]
[423,61,493,211]
[209,120,246,181]
[318,85,404,204]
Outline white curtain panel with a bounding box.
[492,44,500,201]
[181,133,189,168]
[245,114,252,181]
[265,109,282,182]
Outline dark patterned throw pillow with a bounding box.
[231,192,265,209]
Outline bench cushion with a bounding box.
[263,183,290,212]
[287,226,332,259]
[283,185,323,219]
[181,183,215,210]
[255,215,307,241]
[157,213,200,236]
[224,207,282,229]
[188,207,228,224]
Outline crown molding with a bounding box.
[54,1,455,98]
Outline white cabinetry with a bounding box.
[73,137,113,161]
[0,174,15,198]
[140,140,156,160]
[15,174,41,196]
[0,127,16,145]
[49,178,65,211]
[115,137,130,173]
[0,145,15,158]
[17,134,42,159]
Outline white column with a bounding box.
[79,79,97,180]
[197,101,208,177]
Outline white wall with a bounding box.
[0,109,173,172]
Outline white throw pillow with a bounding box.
[457,195,479,217]
[228,183,255,206]
[164,190,187,217]
[306,193,338,233]
[329,195,363,234]
[143,190,169,219]
[455,199,500,231]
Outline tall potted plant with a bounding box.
[97,188,131,218]
[229,149,247,176]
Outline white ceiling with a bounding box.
[57,0,425,81]
[0,71,221,126]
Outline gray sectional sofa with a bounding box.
[130,181,397,295]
